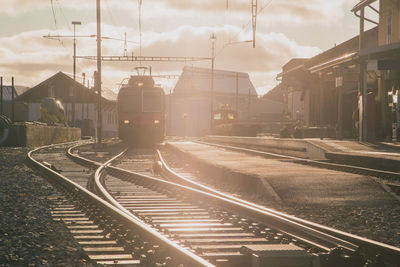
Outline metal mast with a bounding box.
[96,0,102,145]
[210,33,216,130]
[72,21,81,126]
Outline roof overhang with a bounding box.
[308,52,358,73]
[276,64,305,79]
[359,42,400,60]
[351,0,377,13]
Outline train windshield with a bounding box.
[143,90,163,112]
[119,91,142,113]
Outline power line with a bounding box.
[56,0,71,31]
[216,0,274,57]
[49,0,64,47]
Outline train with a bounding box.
[117,75,165,146]
[212,105,260,136]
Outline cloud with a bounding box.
[0,24,320,96]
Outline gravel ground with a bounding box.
[0,147,96,266]
[161,146,400,248]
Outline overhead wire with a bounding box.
[49,0,65,48]
[56,0,71,31]
[215,0,274,58]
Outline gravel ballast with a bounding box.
[0,147,94,266]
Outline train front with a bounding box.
[117,76,165,146]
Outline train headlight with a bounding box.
[154,120,160,124]
[124,120,130,124]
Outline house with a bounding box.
[16,72,118,138]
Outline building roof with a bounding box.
[174,66,258,96]
[17,72,116,103]
[305,26,378,70]
[262,84,283,103]
[278,26,378,79]
[351,0,377,12]
[1,86,29,101]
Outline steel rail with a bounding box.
[159,141,400,266]
[92,150,214,267]
[28,142,214,267]
[66,142,400,265]
[67,143,359,254]
[103,163,359,253]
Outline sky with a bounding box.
[0,0,378,95]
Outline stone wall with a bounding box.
[5,122,81,147]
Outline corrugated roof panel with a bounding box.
[0,86,29,101]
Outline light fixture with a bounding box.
[124,120,130,124]
[154,120,160,124]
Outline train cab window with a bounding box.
[213,113,222,120]
[143,90,163,112]
[119,92,142,113]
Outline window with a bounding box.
[142,90,163,112]
[119,91,142,113]
[387,9,392,44]
[213,113,222,120]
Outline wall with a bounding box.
[379,0,400,45]
[5,122,81,147]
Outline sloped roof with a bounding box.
[17,72,116,103]
[262,84,283,103]
[174,66,257,96]
[278,26,378,78]
[1,86,29,101]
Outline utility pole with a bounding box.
[210,33,216,130]
[248,87,251,119]
[124,32,128,57]
[236,72,239,115]
[359,7,367,142]
[319,72,324,140]
[96,0,102,145]
[72,21,81,127]
[251,0,258,48]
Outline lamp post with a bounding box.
[210,33,216,130]
[72,21,81,127]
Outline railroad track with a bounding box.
[28,142,212,267]
[28,141,400,266]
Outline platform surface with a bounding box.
[308,139,400,160]
[167,141,395,206]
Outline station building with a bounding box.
[278,0,400,141]
[16,72,118,138]
[167,66,283,136]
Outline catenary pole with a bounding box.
[96,0,102,145]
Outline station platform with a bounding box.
[203,136,400,172]
[165,140,397,206]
